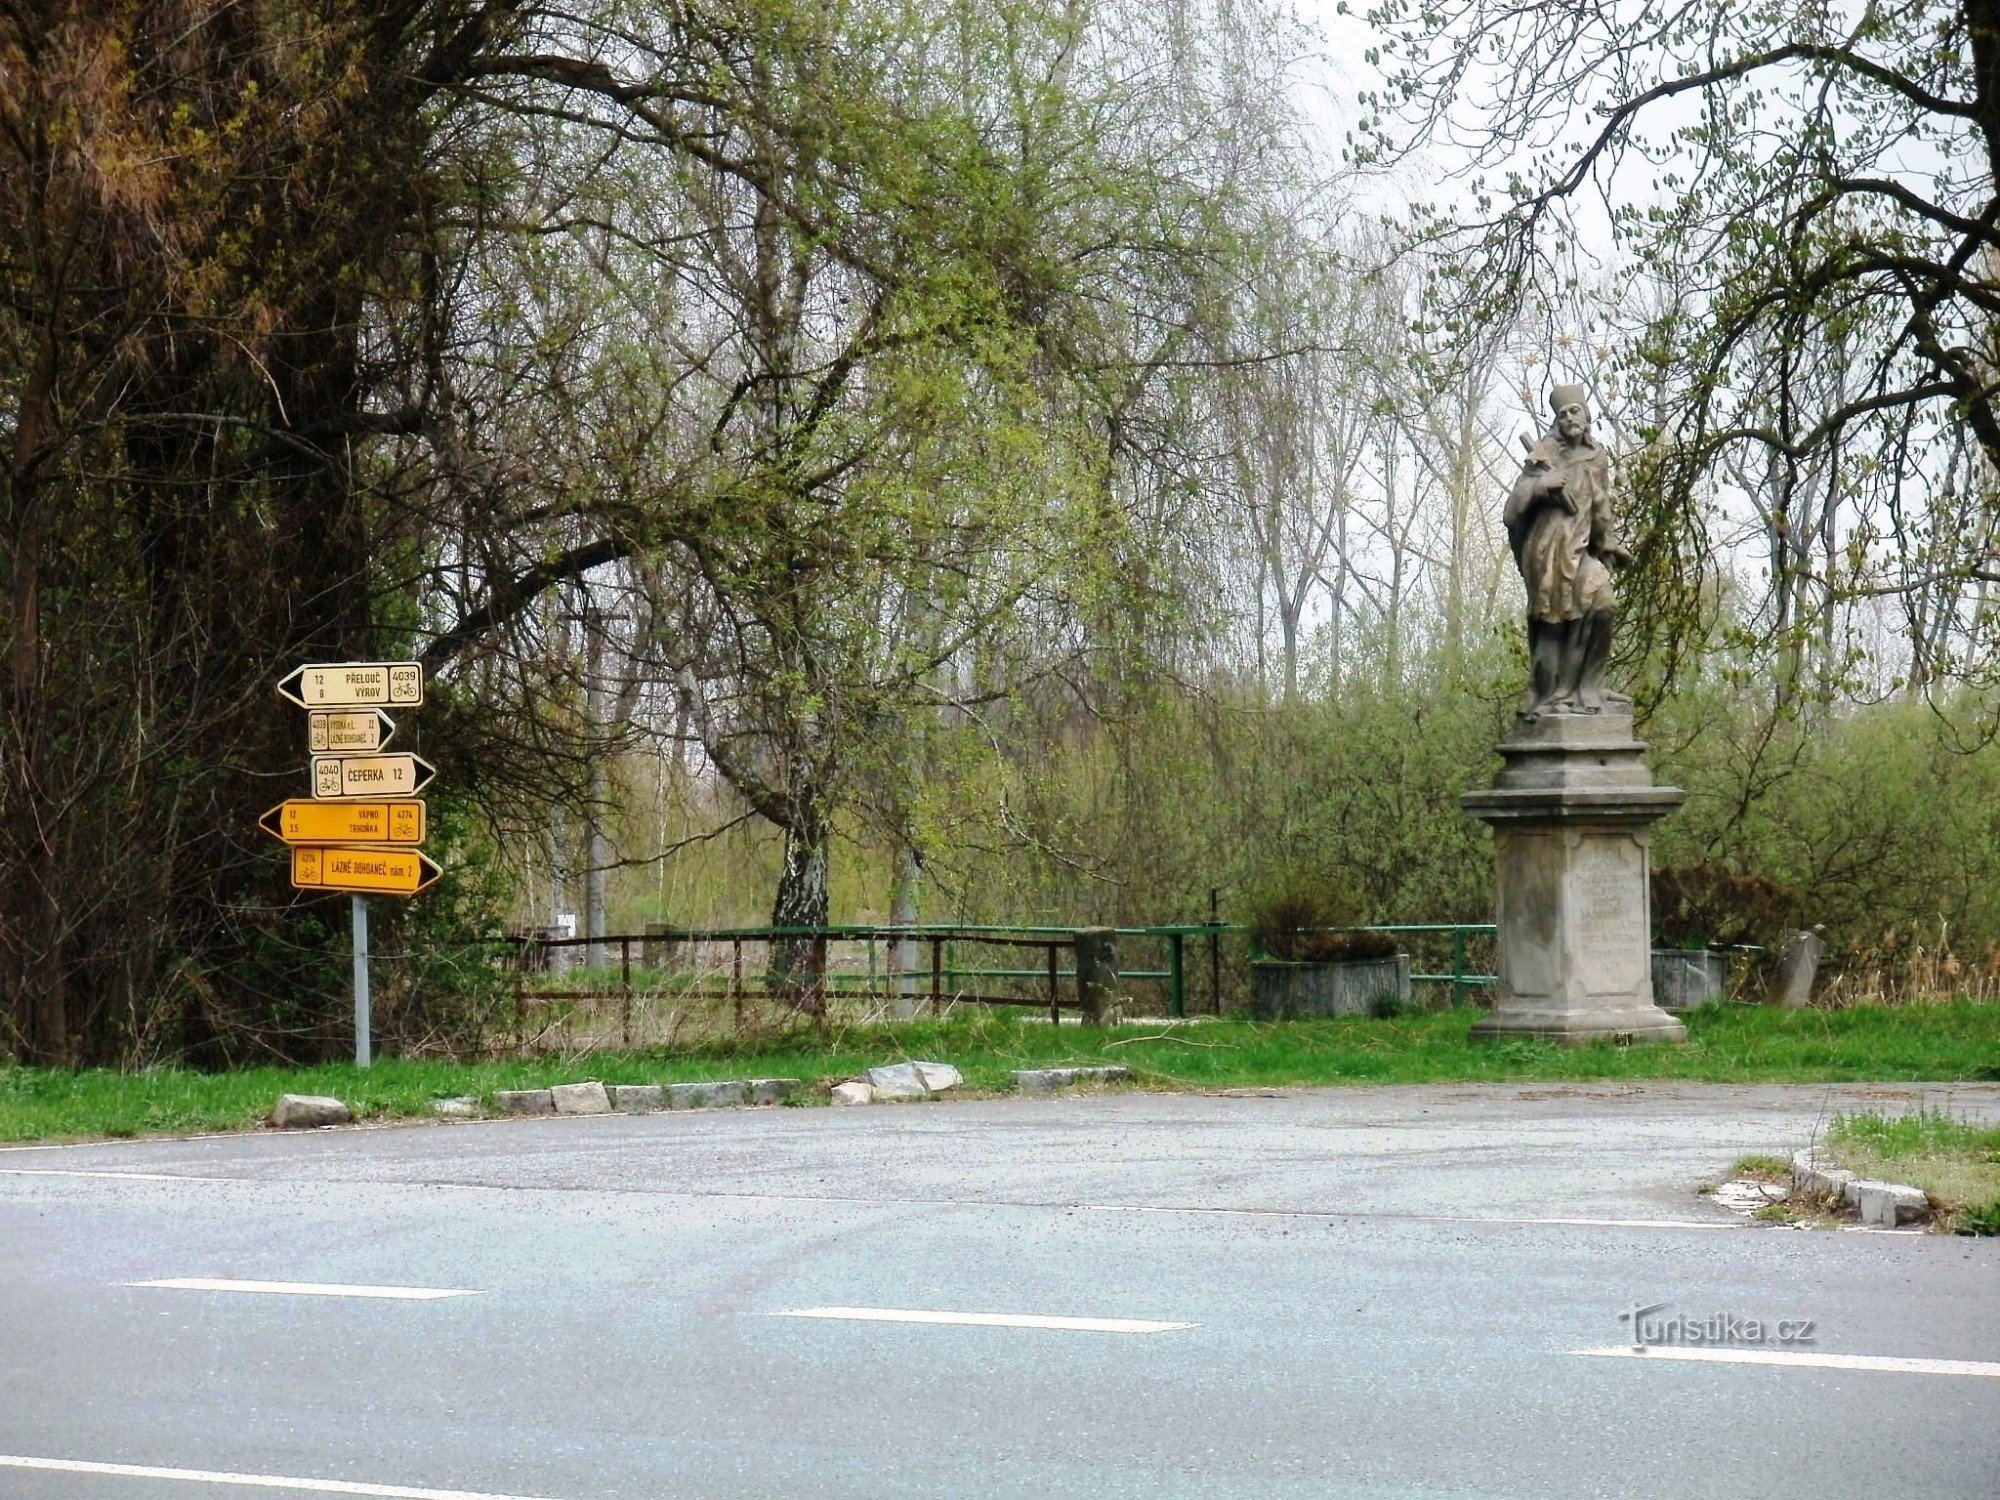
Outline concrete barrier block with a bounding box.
[608,1084,664,1113]
[494,1088,555,1116]
[831,1081,876,1105]
[430,1096,478,1119]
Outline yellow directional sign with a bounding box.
[310,753,435,799]
[291,846,441,897]
[278,661,424,710]
[308,709,395,754]
[260,799,426,846]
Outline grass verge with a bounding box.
[2,1000,1998,1145]
[1826,1110,2000,1235]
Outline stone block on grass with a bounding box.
[608,1084,665,1113]
[551,1081,612,1116]
[865,1060,961,1099]
[831,1081,876,1105]
[494,1088,555,1116]
[667,1080,746,1110]
[430,1096,479,1119]
[1012,1065,1133,1095]
[748,1077,802,1106]
[271,1094,350,1129]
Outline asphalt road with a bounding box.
[3,1081,1997,1500]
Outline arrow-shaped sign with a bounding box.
[278,661,424,710]
[291,846,441,897]
[308,709,396,754]
[311,753,435,800]
[260,799,426,846]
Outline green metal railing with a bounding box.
[502,920,1498,1026]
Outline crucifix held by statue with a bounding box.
[1503,383,1631,718]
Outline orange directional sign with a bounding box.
[311,753,435,799]
[260,799,426,846]
[308,709,395,754]
[291,846,441,897]
[278,661,423,710]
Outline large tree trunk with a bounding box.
[768,812,831,1014]
[888,842,922,1017]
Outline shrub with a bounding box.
[1651,863,1800,950]
[1246,877,1398,964]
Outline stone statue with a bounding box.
[1503,384,1631,718]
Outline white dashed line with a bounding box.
[129,1278,480,1301]
[774,1305,1196,1333]
[0,1168,233,1183]
[0,1454,558,1498]
[1575,1345,2000,1377]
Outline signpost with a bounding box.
[277,661,424,709]
[308,709,396,754]
[290,847,443,896]
[310,753,435,799]
[260,799,426,846]
[275,660,433,1067]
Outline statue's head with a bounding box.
[1550,383,1589,442]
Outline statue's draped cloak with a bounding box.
[1505,437,1619,623]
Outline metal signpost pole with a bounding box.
[352,894,372,1068]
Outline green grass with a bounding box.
[3,1000,1999,1145]
[1827,1108,2000,1234]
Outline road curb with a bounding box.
[1790,1149,1930,1226]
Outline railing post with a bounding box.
[621,936,632,1048]
[1047,941,1060,1024]
[930,937,943,1019]
[731,938,744,1030]
[1452,926,1467,1010]
[813,934,828,1021]
[1075,927,1119,1026]
[1168,932,1185,1019]
[1209,886,1222,1015]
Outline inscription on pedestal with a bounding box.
[1572,836,1645,992]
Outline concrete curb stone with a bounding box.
[550,1081,612,1115]
[668,1080,746,1110]
[1012,1066,1134,1095]
[430,1096,478,1119]
[1851,1179,1930,1227]
[608,1084,664,1113]
[748,1077,802,1105]
[831,1081,876,1105]
[495,1088,555,1116]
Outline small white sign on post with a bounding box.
[278,662,423,710]
[310,753,436,800]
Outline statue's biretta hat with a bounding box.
[1550,382,1588,411]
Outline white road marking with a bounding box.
[0,1168,234,1183]
[1575,1345,2000,1378]
[129,1278,479,1301]
[775,1305,1196,1333]
[0,1454,559,1498]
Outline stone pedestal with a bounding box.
[1460,711,1686,1044]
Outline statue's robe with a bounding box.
[1504,435,1619,623]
